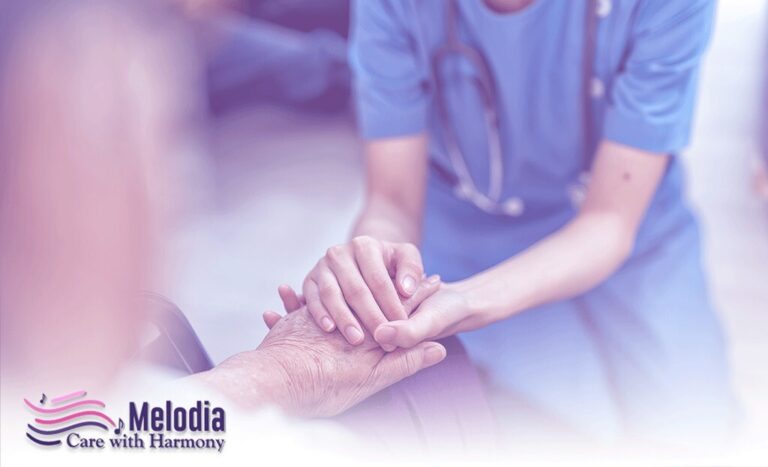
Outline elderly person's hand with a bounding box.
[191,278,446,417]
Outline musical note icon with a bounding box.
[114,418,125,435]
[39,393,47,405]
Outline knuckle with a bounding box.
[351,235,378,254]
[398,326,421,347]
[398,245,423,267]
[402,351,422,376]
[306,301,323,318]
[401,242,420,256]
[318,283,337,300]
[368,273,391,290]
[383,303,407,321]
[314,257,328,270]
[332,311,355,327]
[400,260,423,273]
[346,283,368,301]
[325,244,346,261]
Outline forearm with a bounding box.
[186,350,290,411]
[373,142,668,348]
[352,195,421,244]
[352,134,428,245]
[454,211,634,328]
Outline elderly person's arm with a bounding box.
[188,304,446,417]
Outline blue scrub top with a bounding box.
[350,0,734,440]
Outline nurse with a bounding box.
[298,0,735,440]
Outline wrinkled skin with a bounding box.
[257,307,444,417]
[197,280,446,417]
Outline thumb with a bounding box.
[371,342,447,392]
[401,274,441,315]
[391,243,424,298]
[375,300,464,348]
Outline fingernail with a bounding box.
[423,344,446,366]
[382,344,397,352]
[345,326,364,344]
[402,275,416,295]
[374,325,397,344]
[427,274,441,284]
[320,316,335,332]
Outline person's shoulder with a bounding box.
[623,0,714,11]
[353,0,414,18]
[631,0,715,28]
[354,0,442,22]
[353,0,446,39]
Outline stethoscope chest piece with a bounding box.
[453,181,526,217]
[596,0,612,18]
[500,197,526,217]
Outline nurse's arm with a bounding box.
[353,134,429,244]
[375,141,670,347]
[461,140,669,320]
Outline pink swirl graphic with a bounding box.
[24,398,105,414]
[25,389,117,448]
[35,410,116,427]
[51,390,86,405]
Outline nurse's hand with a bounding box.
[302,236,431,345]
[373,284,476,349]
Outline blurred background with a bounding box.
[0,0,766,461]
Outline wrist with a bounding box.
[190,349,292,411]
[445,279,490,325]
[354,201,420,245]
[449,273,518,325]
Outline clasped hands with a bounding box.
[194,237,475,417]
[269,236,474,351]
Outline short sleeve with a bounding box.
[348,0,430,139]
[603,0,716,153]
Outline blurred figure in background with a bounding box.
[0,0,190,392]
[756,27,768,201]
[180,0,351,114]
[0,0,454,434]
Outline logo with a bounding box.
[24,391,226,452]
[25,390,117,447]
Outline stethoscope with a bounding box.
[428,0,608,217]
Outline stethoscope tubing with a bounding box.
[428,0,598,216]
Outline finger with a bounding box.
[314,268,365,345]
[367,342,446,394]
[401,275,441,315]
[303,278,336,332]
[278,284,302,313]
[390,243,424,298]
[375,303,464,348]
[262,310,282,329]
[352,237,406,321]
[326,249,388,336]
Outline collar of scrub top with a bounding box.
[428,0,610,217]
